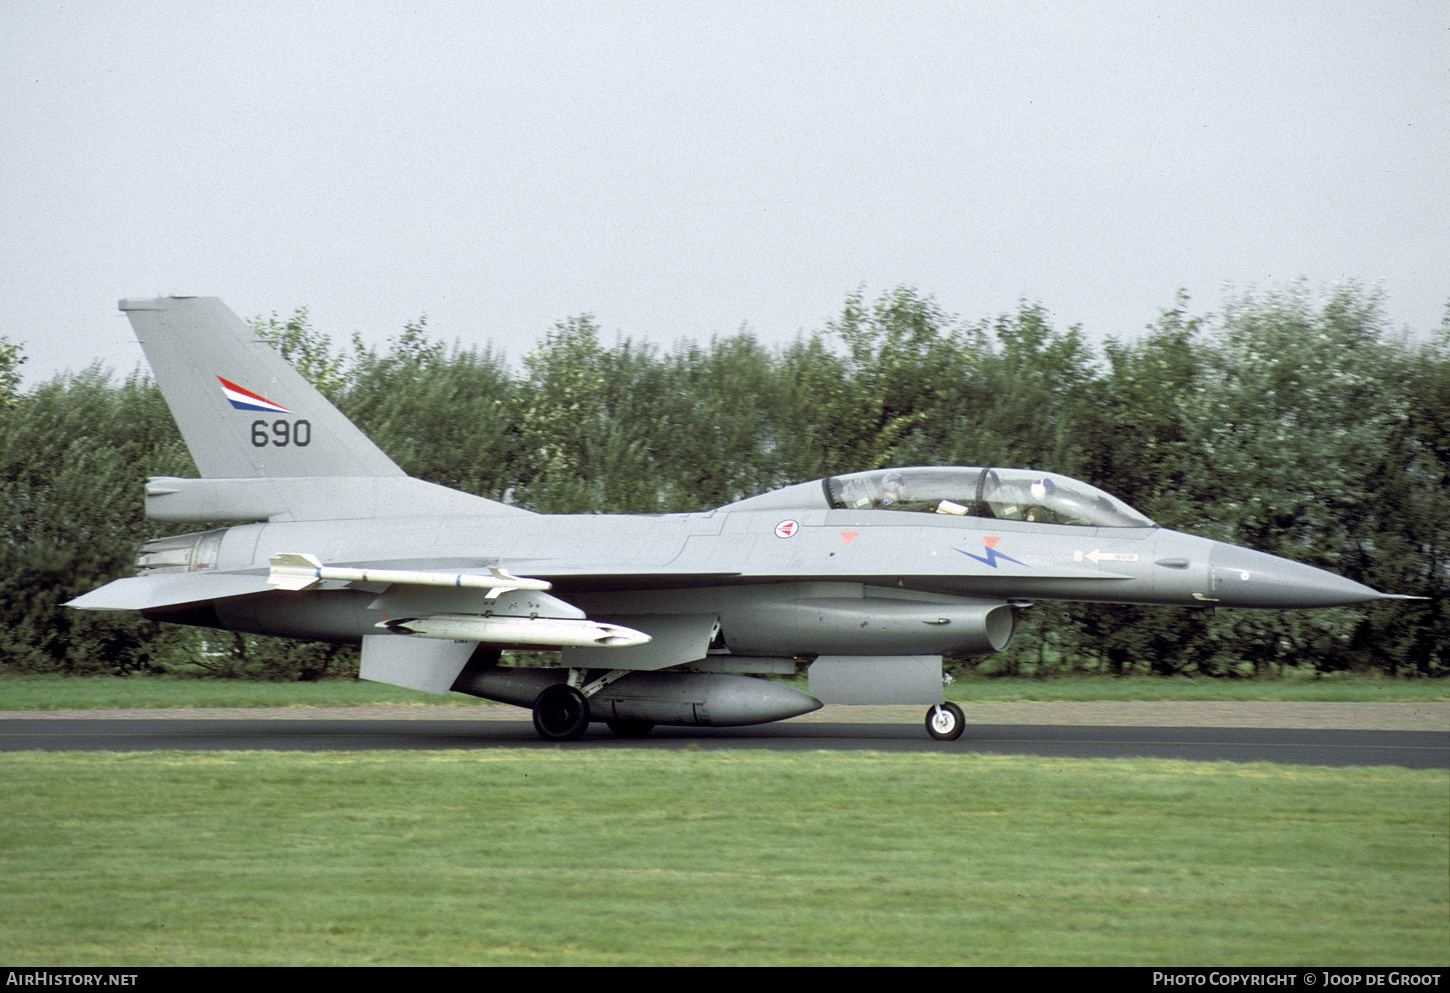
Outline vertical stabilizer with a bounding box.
[120,296,403,479]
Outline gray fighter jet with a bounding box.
[69,297,1408,741]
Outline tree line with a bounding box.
[0,283,1443,679]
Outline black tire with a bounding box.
[532,684,591,741]
[606,719,655,738]
[925,702,965,741]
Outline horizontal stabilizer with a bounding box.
[146,474,529,522]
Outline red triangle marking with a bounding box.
[984,535,1000,548]
[841,531,858,545]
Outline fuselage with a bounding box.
[148,504,1383,651]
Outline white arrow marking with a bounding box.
[1083,549,1140,564]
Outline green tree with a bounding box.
[253,308,351,402]
[651,333,816,509]
[1086,292,1204,525]
[822,287,984,470]
[512,316,665,513]
[0,367,194,673]
[951,302,1097,472]
[0,338,24,407]
[346,318,521,502]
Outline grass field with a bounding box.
[0,671,1445,711]
[0,749,1445,966]
[2,674,1445,965]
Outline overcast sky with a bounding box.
[4,1,1446,385]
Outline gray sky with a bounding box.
[4,1,1446,385]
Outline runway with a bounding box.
[2,717,1445,768]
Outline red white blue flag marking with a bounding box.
[218,376,291,414]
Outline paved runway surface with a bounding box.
[2,718,1444,768]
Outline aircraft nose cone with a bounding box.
[1208,543,1387,608]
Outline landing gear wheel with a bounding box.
[925,702,965,741]
[532,684,591,741]
[607,720,655,738]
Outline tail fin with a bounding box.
[123,296,529,522]
[121,296,403,479]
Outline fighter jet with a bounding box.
[68,297,1408,741]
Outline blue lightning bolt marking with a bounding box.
[956,546,1027,568]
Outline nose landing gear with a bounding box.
[925,702,965,741]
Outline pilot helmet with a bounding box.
[880,471,907,506]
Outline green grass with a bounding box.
[0,750,1443,966]
[0,674,499,711]
[943,673,1450,703]
[0,671,1443,712]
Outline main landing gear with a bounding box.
[531,672,963,742]
[531,669,652,741]
[532,684,591,741]
[925,702,965,741]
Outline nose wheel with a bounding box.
[533,684,591,741]
[925,702,965,741]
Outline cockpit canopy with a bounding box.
[825,467,1154,527]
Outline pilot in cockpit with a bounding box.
[878,471,910,509]
[1023,477,1058,523]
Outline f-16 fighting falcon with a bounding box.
[68,297,1410,741]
